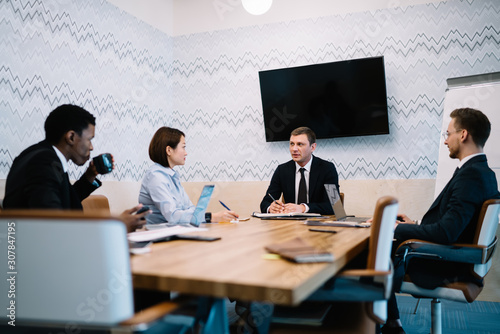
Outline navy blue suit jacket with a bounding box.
[3,140,100,210]
[260,155,339,215]
[394,154,499,289]
[395,154,499,244]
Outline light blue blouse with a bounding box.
[139,163,197,225]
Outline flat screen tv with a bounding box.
[259,56,389,142]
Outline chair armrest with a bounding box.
[120,301,180,327]
[395,237,497,265]
[339,269,392,278]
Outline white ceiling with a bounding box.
[106,0,445,36]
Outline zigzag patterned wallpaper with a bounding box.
[1,0,499,184]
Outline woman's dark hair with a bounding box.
[149,127,185,167]
[44,104,96,144]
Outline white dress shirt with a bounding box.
[294,158,313,212]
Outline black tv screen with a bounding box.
[259,56,389,142]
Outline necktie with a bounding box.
[298,168,307,204]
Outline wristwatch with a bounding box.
[205,212,212,223]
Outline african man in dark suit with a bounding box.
[3,104,149,231]
[4,105,100,210]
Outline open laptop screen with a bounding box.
[190,185,215,227]
[324,184,348,220]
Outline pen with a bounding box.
[309,228,337,233]
[219,200,231,211]
[268,193,284,209]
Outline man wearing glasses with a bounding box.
[381,107,500,334]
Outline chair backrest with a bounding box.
[363,196,398,323]
[0,210,134,326]
[367,196,399,271]
[82,194,111,213]
[472,198,500,277]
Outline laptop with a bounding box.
[324,184,370,223]
[189,184,215,227]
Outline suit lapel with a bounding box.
[427,167,459,212]
[427,155,486,212]
[285,160,297,203]
[309,156,319,198]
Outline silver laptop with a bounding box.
[324,184,370,223]
[189,184,215,227]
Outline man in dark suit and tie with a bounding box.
[3,104,148,231]
[381,108,500,334]
[260,126,339,215]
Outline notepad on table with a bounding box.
[128,225,207,243]
[252,212,321,219]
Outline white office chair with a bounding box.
[0,210,190,333]
[270,196,399,333]
[307,196,399,322]
[396,198,500,334]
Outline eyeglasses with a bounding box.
[441,129,463,140]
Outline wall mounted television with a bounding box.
[259,56,389,142]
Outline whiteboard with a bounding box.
[435,72,500,198]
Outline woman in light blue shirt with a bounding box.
[139,127,238,225]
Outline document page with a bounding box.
[252,212,321,218]
[128,226,207,242]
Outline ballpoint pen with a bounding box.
[268,193,285,211]
[268,193,284,205]
[219,200,231,211]
[268,193,277,203]
[219,200,243,223]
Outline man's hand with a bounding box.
[84,160,99,183]
[367,213,415,226]
[119,204,150,232]
[269,200,285,213]
[284,203,305,213]
[85,155,116,183]
[396,213,415,225]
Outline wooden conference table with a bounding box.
[130,217,372,332]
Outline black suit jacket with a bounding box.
[394,154,500,289]
[395,155,499,244]
[260,155,339,215]
[3,140,100,210]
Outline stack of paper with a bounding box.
[128,226,206,242]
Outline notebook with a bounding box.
[252,212,321,220]
[324,184,371,224]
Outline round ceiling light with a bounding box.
[241,0,273,15]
